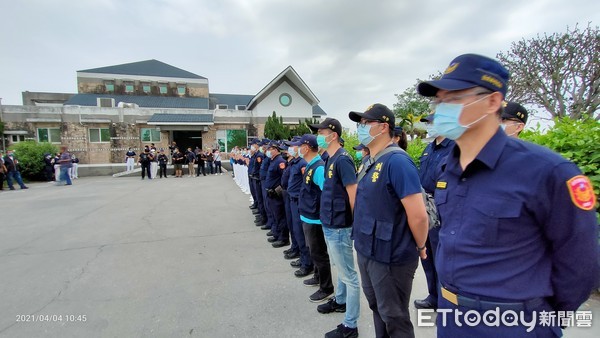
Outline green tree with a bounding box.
[497,24,600,120]
[264,111,290,140]
[521,118,600,218]
[290,118,317,137]
[393,74,440,139]
[10,141,58,180]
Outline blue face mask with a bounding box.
[433,97,490,140]
[298,146,305,159]
[426,125,439,138]
[357,124,374,145]
[266,150,272,158]
[288,147,296,157]
[316,134,331,149]
[355,151,363,160]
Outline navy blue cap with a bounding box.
[393,126,403,136]
[420,114,434,123]
[353,144,365,151]
[309,118,343,137]
[349,103,395,129]
[267,141,281,149]
[259,138,271,146]
[250,138,260,145]
[417,53,509,97]
[502,101,528,124]
[291,134,318,149]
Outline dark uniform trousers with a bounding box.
[141,163,151,179]
[159,163,167,178]
[282,190,298,251]
[290,197,312,268]
[255,179,266,224]
[261,179,272,229]
[357,252,418,338]
[267,194,289,242]
[303,222,333,294]
[421,226,440,304]
[249,175,258,207]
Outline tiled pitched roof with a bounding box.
[209,93,254,109]
[78,59,206,79]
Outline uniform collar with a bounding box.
[307,154,322,166]
[448,127,508,173]
[436,138,453,148]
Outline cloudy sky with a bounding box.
[1,0,598,125]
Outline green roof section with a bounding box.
[78,59,206,80]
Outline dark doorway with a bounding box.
[173,131,203,151]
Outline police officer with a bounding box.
[138,149,151,179]
[125,147,136,172]
[309,118,360,338]
[248,140,259,209]
[264,141,290,248]
[501,101,528,138]
[296,134,335,299]
[250,141,266,226]
[352,144,369,174]
[413,113,455,311]
[157,149,168,178]
[392,126,408,150]
[417,53,598,337]
[349,104,429,338]
[280,139,299,261]
[258,139,272,230]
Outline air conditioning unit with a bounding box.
[97,98,115,108]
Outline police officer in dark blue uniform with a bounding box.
[286,137,314,278]
[258,139,272,230]
[349,104,429,338]
[413,113,455,311]
[279,139,299,259]
[417,53,599,337]
[264,141,290,248]
[248,139,259,209]
[251,141,267,226]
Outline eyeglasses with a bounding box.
[430,91,492,108]
[356,119,383,128]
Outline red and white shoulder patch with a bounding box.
[566,175,596,211]
[279,162,286,170]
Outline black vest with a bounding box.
[299,158,324,220]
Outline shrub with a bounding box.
[521,118,600,218]
[9,141,58,181]
[406,138,428,168]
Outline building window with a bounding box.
[279,93,292,107]
[37,128,61,143]
[125,83,134,93]
[177,85,186,96]
[216,104,228,109]
[140,128,161,142]
[89,128,110,143]
[159,84,168,94]
[235,105,247,110]
[105,81,115,92]
[11,135,25,143]
[142,83,151,93]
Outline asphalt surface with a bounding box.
[0,175,597,337]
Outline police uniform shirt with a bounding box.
[435,129,598,311]
[259,154,271,180]
[353,148,423,264]
[419,138,454,194]
[287,157,307,198]
[320,148,356,228]
[252,152,264,178]
[248,152,256,174]
[126,150,136,158]
[280,158,292,190]
[264,154,286,189]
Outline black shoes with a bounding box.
[267,237,277,243]
[294,267,313,277]
[325,324,358,338]
[290,259,301,268]
[317,297,346,314]
[309,289,333,303]
[414,298,437,310]
[260,225,270,230]
[284,251,300,260]
[303,276,319,287]
[249,205,257,209]
[251,209,260,215]
[272,240,290,248]
[266,231,273,237]
[283,248,295,255]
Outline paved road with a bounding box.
[0,176,597,337]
